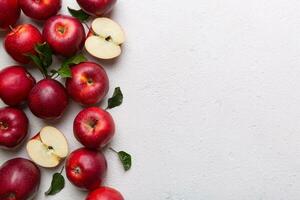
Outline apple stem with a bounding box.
[83,22,90,30]
[59,166,64,174]
[109,147,118,154]
[8,25,15,33]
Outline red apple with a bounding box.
[86,187,124,200]
[0,107,28,149]
[28,79,68,120]
[0,66,36,106]
[43,15,85,57]
[77,0,117,16]
[19,0,61,20]
[0,158,40,200]
[4,24,43,64]
[74,107,115,149]
[66,62,109,106]
[0,0,20,31]
[65,148,107,191]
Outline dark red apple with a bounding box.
[66,62,109,106]
[28,79,68,120]
[19,0,61,20]
[86,187,124,200]
[0,66,36,106]
[0,158,40,200]
[74,107,115,149]
[43,15,85,57]
[65,148,107,191]
[4,24,43,64]
[77,0,117,16]
[0,107,28,149]
[0,0,20,31]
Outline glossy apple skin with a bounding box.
[66,62,109,106]
[86,187,124,200]
[43,15,85,57]
[0,158,40,200]
[0,0,20,31]
[74,107,115,149]
[0,66,35,106]
[19,0,61,20]
[0,107,28,149]
[77,0,117,16]
[28,79,68,120]
[4,24,43,64]
[66,148,107,191]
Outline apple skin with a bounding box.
[65,148,107,191]
[28,79,69,120]
[66,62,109,106]
[0,158,40,200]
[76,0,117,16]
[74,107,115,149]
[43,15,85,57]
[0,0,20,31]
[19,0,61,21]
[4,24,43,64]
[0,107,28,149]
[0,66,36,106]
[86,187,124,200]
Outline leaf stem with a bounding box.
[59,166,64,174]
[109,147,118,154]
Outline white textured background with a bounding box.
[1,0,300,199]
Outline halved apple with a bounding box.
[85,18,125,59]
[26,126,69,168]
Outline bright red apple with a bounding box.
[74,107,115,149]
[43,15,85,57]
[0,107,28,149]
[77,0,117,16]
[19,0,61,20]
[4,24,43,64]
[65,148,107,191]
[86,187,124,200]
[66,62,109,106]
[0,0,20,31]
[0,66,36,106]
[28,79,68,120]
[0,158,40,200]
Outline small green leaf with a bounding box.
[35,42,53,68]
[118,151,132,171]
[68,7,90,21]
[107,87,123,109]
[58,65,72,78]
[26,54,47,76]
[45,172,65,196]
[57,54,87,78]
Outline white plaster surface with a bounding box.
[1,0,300,199]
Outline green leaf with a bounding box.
[68,7,90,21]
[26,54,47,76]
[35,42,53,68]
[45,172,65,196]
[107,87,123,109]
[57,54,87,78]
[118,151,132,171]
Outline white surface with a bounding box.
[1,0,300,199]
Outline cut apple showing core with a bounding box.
[26,126,69,168]
[85,18,125,59]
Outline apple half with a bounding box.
[26,126,69,168]
[85,18,125,59]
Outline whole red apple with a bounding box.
[0,158,40,200]
[0,0,20,31]
[43,15,85,57]
[74,107,115,149]
[0,107,28,149]
[4,24,43,64]
[19,0,61,20]
[65,148,107,191]
[77,0,117,16]
[0,66,36,106]
[86,187,124,200]
[66,62,109,106]
[28,79,68,120]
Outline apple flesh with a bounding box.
[28,79,69,120]
[27,126,69,168]
[0,66,36,106]
[66,148,107,190]
[76,0,117,16]
[86,187,124,200]
[0,158,40,200]
[74,107,115,149]
[85,18,125,59]
[19,0,61,21]
[0,0,20,31]
[66,62,109,105]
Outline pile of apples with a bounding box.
[0,0,129,200]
